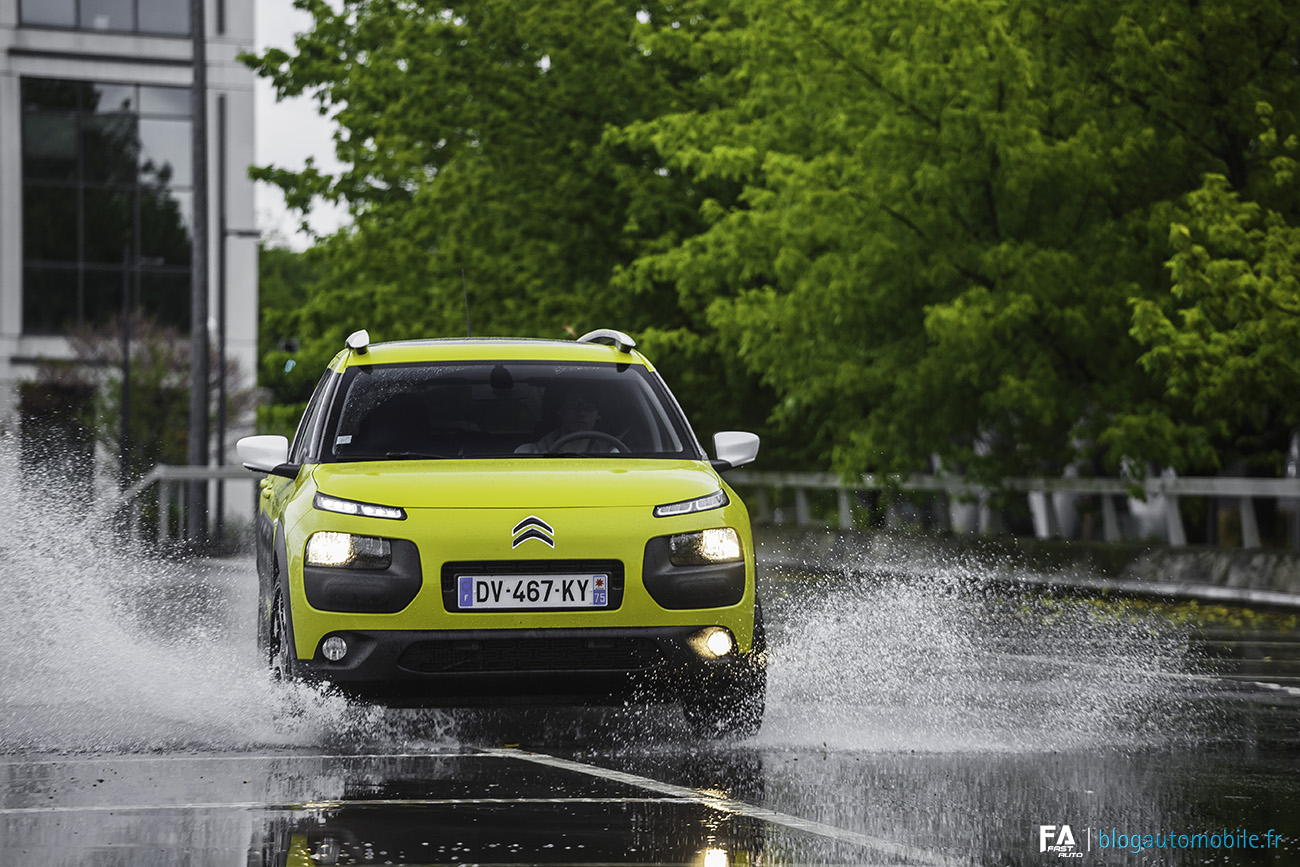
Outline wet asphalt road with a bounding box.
[2,556,1298,866]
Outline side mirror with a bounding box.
[236,435,298,479]
[712,431,760,471]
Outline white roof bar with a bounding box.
[345,329,371,354]
[576,329,636,353]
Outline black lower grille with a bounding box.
[398,636,661,673]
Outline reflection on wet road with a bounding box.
[1,548,1298,865]
[3,722,1298,866]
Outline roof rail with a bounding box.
[576,329,636,354]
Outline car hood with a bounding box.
[310,459,724,510]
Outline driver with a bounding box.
[517,392,619,454]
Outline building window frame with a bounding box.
[20,77,195,336]
[18,0,191,37]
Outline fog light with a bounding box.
[689,626,735,659]
[706,629,734,657]
[321,636,348,662]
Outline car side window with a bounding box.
[289,371,334,464]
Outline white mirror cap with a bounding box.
[346,329,370,353]
[236,435,289,472]
[714,431,760,468]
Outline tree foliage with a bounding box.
[248,0,791,456]
[614,0,1300,480]
[246,0,688,334]
[22,318,255,482]
[249,0,1300,479]
[1125,129,1300,472]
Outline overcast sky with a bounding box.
[253,0,348,249]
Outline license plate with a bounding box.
[456,574,609,610]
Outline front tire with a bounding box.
[269,589,300,682]
[682,663,766,739]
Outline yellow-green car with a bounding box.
[236,329,765,736]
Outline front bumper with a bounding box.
[297,626,751,707]
[284,494,758,660]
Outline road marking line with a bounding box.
[484,747,962,866]
[1245,680,1300,697]
[0,797,685,816]
[0,751,477,768]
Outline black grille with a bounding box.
[440,559,625,611]
[398,636,661,673]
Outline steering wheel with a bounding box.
[548,430,629,453]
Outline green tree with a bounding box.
[244,0,789,456]
[248,0,1300,480]
[256,244,332,436]
[1122,119,1300,473]
[245,0,697,337]
[616,0,1300,481]
[52,317,255,482]
[617,0,1135,480]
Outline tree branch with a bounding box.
[777,6,941,133]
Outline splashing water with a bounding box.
[0,437,1206,755]
[758,537,1209,752]
[0,437,443,755]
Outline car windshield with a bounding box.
[320,360,702,461]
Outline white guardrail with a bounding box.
[725,470,1300,549]
[115,465,1300,549]
[113,464,251,542]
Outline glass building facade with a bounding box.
[21,78,194,334]
[2,0,259,505]
[19,0,189,35]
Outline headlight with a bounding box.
[314,492,406,520]
[653,489,729,518]
[670,527,742,565]
[305,532,392,569]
